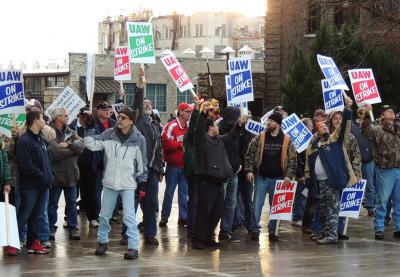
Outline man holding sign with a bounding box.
[304,95,356,245]
[245,112,297,242]
[361,105,400,240]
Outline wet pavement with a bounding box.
[1,183,400,277]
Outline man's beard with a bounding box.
[144,109,152,116]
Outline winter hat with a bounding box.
[268,112,282,125]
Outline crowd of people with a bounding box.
[1,68,400,259]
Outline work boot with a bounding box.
[159,218,168,227]
[145,236,159,245]
[375,231,384,240]
[316,237,337,245]
[338,233,350,240]
[95,243,108,256]
[178,219,188,227]
[124,249,139,260]
[120,235,128,245]
[268,233,279,242]
[69,229,81,240]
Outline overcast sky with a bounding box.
[0,0,265,68]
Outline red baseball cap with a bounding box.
[178,102,192,112]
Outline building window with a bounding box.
[195,45,203,58]
[222,24,227,37]
[196,24,203,37]
[214,45,225,55]
[307,0,321,34]
[146,84,166,112]
[24,77,43,104]
[123,83,136,106]
[183,26,187,37]
[46,76,64,87]
[176,86,196,104]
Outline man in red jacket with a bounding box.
[159,102,192,227]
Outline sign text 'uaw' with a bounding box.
[348,69,381,106]
[114,47,131,81]
[127,22,156,64]
[161,53,194,92]
[321,79,344,113]
[317,54,349,91]
[228,58,254,104]
[270,180,297,221]
[0,70,25,114]
[281,113,313,153]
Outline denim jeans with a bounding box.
[292,181,307,221]
[235,173,253,230]
[250,176,280,234]
[17,189,49,245]
[96,169,104,216]
[186,175,197,233]
[161,165,188,221]
[374,167,400,232]
[363,161,376,211]
[233,191,245,227]
[220,174,239,236]
[142,168,159,237]
[98,187,139,249]
[48,186,78,232]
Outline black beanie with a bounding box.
[268,112,283,125]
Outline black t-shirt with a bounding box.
[259,130,285,178]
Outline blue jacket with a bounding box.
[16,129,54,190]
[305,108,357,191]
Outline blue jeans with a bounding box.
[161,165,188,221]
[142,168,159,237]
[292,181,307,221]
[17,189,49,245]
[96,169,104,216]
[250,176,280,234]
[98,187,139,249]
[363,161,376,211]
[186,175,197,233]
[48,186,78,232]
[374,167,400,232]
[220,174,238,236]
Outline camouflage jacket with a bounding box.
[244,131,297,179]
[361,120,400,169]
[346,133,362,179]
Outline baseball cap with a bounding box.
[178,102,192,112]
[97,101,110,110]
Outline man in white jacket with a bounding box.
[84,107,147,260]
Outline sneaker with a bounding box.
[120,235,128,245]
[159,218,168,227]
[393,231,400,238]
[251,232,259,241]
[192,240,205,250]
[4,246,18,256]
[27,240,50,254]
[49,229,56,241]
[95,243,108,255]
[145,236,159,245]
[124,249,139,260]
[375,231,384,240]
[204,240,222,248]
[178,219,188,227]
[89,220,99,228]
[40,240,52,249]
[110,217,120,224]
[291,220,302,227]
[316,237,337,245]
[268,233,279,242]
[338,233,350,240]
[310,234,324,241]
[69,229,81,240]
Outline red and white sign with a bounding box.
[114,47,131,81]
[348,69,381,106]
[269,180,297,221]
[160,53,194,92]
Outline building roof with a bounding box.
[79,76,120,95]
[23,68,69,76]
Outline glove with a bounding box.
[135,182,147,203]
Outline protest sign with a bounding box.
[281,113,313,153]
[317,54,349,91]
[228,58,254,104]
[322,79,344,113]
[45,87,86,124]
[0,113,26,138]
[161,53,194,93]
[261,109,274,124]
[0,70,25,114]
[245,119,265,135]
[339,179,367,219]
[112,103,124,120]
[225,75,248,114]
[0,202,20,249]
[127,22,156,64]
[114,47,131,81]
[86,54,95,104]
[270,180,297,221]
[348,69,381,106]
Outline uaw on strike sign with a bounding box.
[161,53,194,92]
[348,69,381,106]
[270,180,297,221]
[228,58,254,104]
[0,70,25,114]
[114,47,131,81]
[339,179,367,219]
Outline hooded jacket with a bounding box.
[183,109,200,177]
[218,107,242,173]
[84,125,147,190]
[305,108,357,190]
[48,124,85,187]
[162,117,188,169]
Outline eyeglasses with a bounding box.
[182,110,191,113]
[118,115,129,121]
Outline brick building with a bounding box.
[264,0,400,110]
